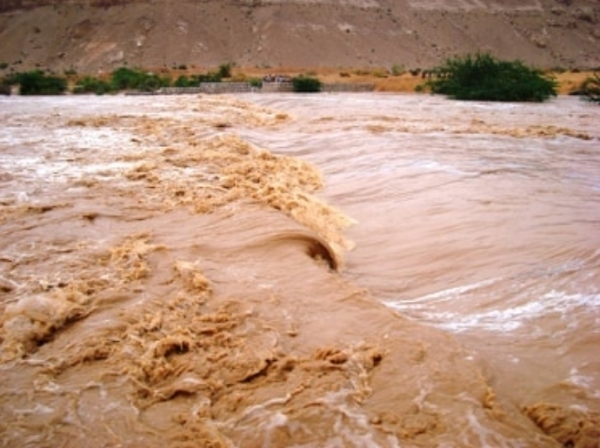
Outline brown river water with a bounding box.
[0,93,599,447]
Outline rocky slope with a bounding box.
[0,0,598,74]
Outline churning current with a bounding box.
[0,93,598,447]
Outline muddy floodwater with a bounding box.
[1,93,599,447]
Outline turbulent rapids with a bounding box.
[0,93,599,447]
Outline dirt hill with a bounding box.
[0,0,598,75]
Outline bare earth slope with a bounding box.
[0,0,598,73]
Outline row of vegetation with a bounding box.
[2,70,68,95]
[1,54,599,103]
[0,63,322,95]
[0,63,235,96]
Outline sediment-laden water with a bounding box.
[0,93,598,447]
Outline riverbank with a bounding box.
[230,66,595,95]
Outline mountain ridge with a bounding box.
[0,0,598,74]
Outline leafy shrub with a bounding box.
[139,75,162,91]
[110,67,170,92]
[217,63,232,79]
[0,83,10,95]
[174,75,193,87]
[0,62,8,70]
[110,67,145,90]
[292,75,322,93]
[196,72,222,83]
[580,72,600,104]
[72,76,113,95]
[16,70,67,95]
[424,52,557,102]
[391,64,405,76]
[248,77,262,88]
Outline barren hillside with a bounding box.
[0,0,598,74]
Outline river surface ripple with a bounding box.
[243,93,600,408]
[1,93,599,447]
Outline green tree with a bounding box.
[110,67,169,92]
[174,75,192,87]
[17,70,67,95]
[72,76,113,95]
[292,75,322,93]
[110,67,145,90]
[217,62,233,79]
[424,52,557,102]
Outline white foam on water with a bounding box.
[463,410,529,448]
[385,287,600,335]
[566,368,600,400]
[0,124,145,190]
[428,302,544,333]
[392,277,500,305]
[13,403,55,415]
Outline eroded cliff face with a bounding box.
[0,0,133,13]
[0,1,598,75]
